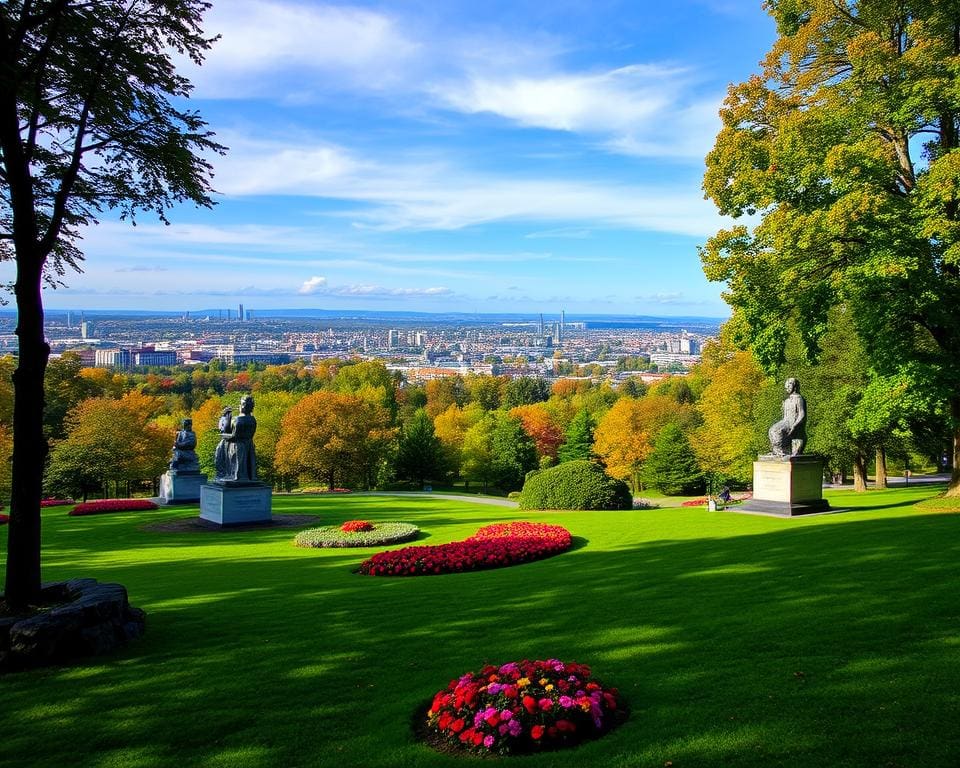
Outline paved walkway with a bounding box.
[823,473,951,490]
[358,491,519,507]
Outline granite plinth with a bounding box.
[159,471,207,504]
[199,482,272,526]
[740,454,830,517]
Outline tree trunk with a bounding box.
[875,446,887,489]
[4,255,49,609]
[328,469,335,491]
[853,454,868,492]
[946,396,960,497]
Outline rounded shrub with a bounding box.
[519,460,632,510]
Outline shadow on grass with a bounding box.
[4,502,960,768]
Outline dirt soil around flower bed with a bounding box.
[143,514,321,533]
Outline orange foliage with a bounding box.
[509,403,564,458]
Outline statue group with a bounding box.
[214,394,258,484]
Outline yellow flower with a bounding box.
[517,677,531,688]
[545,684,554,691]
[539,678,549,686]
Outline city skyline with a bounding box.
[12,1,776,316]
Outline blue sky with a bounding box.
[41,0,777,316]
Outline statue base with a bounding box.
[199,482,273,526]
[158,471,207,504]
[739,455,830,517]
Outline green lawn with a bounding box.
[3,486,959,768]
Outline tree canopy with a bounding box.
[1,1,222,606]
[701,0,960,491]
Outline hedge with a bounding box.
[519,460,632,510]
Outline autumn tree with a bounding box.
[593,398,654,491]
[274,391,395,490]
[433,402,483,480]
[509,403,564,458]
[425,376,465,419]
[702,1,960,495]
[1,1,222,606]
[44,392,169,500]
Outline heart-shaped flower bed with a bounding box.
[358,522,572,576]
[423,659,626,755]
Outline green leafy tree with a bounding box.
[395,408,445,486]
[641,422,703,496]
[460,413,496,491]
[701,1,960,495]
[558,408,595,463]
[1,1,222,607]
[489,412,538,492]
[503,377,550,409]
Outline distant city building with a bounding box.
[80,321,93,340]
[388,329,400,348]
[95,348,132,368]
[135,349,177,367]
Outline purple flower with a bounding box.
[487,683,503,695]
[508,719,522,737]
[499,709,513,721]
[483,735,495,749]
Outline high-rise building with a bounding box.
[388,329,400,348]
[238,304,244,322]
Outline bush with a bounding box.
[294,521,419,548]
[359,522,571,576]
[69,499,158,516]
[424,658,626,755]
[519,460,632,510]
[507,491,521,499]
[41,498,75,507]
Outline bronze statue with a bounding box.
[214,396,257,483]
[169,418,200,472]
[768,377,806,458]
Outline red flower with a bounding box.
[522,695,537,714]
[451,718,465,733]
[531,725,545,740]
[69,499,158,516]
[556,719,577,733]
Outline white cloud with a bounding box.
[182,2,419,98]
[298,276,328,294]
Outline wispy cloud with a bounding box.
[298,276,328,294]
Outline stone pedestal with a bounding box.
[740,455,830,516]
[199,482,273,526]
[159,470,207,504]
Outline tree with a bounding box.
[693,349,768,485]
[433,402,483,480]
[503,377,550,409]
[509,403,564,458]
[557,408,595,463]
[642,422,703,496]
[274,391,395,490]
[701,2,960,495]
[395,408,445,487]
[1,2,222,607]
[425,376,465,419]
[460,413,496,491]
[593,398,654,492]
[44,392,169,500]
[489,412,538,492]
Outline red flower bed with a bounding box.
[69,499,159,516]
[425,659,626,754]
[681,492,753,508]
[341,520,374,532]
[41,498,75,507]
[359,522,572,576]
[0,513,8,525]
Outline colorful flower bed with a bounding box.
[424,659,626,755]
[681,492,753,508]
[358,521,572,577]
[294,521,420,548]
[0,513,8,525]
[68,499,159,516]
[341,520,374,532]
[41,498,75,507]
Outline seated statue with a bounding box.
[169,418,200,473]
[214,395,258,483]
[768,378,807,458]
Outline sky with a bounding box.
[37,0,778,317]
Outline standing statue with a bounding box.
[214,396,258,483]
[768,378,807,458]
[169,418,200,472]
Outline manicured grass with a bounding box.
[2,485,959,767]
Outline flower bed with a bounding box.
[681,492,753,508]
[69,499,159,516]
[358,522,572,577]
[0,513,8,525]
[41,498,75,507]
[294,521,420,548]
[424,659,626,755]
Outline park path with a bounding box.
[357,491,518,508]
